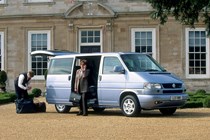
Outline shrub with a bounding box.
[32,88,42,97]
[0,92,35,105]
[0,70,7,92]
[195,89,206,95]
[8,93,17,102]
[183,101,203,108]
[203,97,210,108]
[0,93,16,104]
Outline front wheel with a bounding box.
[121,95,141,117]
[55,104,71,113]
[159,108,177,115]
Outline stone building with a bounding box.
[0,0,209,91]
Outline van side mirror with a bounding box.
[113,65,125,74]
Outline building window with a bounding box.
[0,0,6,4]
[79,29,101,53]
[186,28,209,78]
[131,28,156,59]
[28,30,50,79]
[0,32,4,70]
[27,0,53,2]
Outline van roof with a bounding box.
[31,50,78,57]
[52,52,141,59]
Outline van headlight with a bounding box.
[144,83,162,90]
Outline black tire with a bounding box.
[55,104,71,113]
[120,95,141,117]
[159,107,177,116]
[92,107,105,113]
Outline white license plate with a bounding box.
[171,96,182,100]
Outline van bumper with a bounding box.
[137,93,189,109]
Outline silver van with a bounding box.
[31,51,188,117]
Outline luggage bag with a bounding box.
[34,102,46,112]
[15,98,36,114]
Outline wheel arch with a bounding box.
[119,91,140,106]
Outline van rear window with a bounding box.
[48,58,73,74]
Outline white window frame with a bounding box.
[131,28,156,59]
[79,29,102,53]
[185,28,210,79]
[0,32,4,70]
[28,30,51,80]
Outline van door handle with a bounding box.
[68,76,71,81]
[99,75,102,81]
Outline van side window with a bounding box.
[103,57,123,74]
[48,58,73,74]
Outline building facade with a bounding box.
[0,0,209,91]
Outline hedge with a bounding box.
[0,92,35,104]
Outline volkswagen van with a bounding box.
[31,51,188,117]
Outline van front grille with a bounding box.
[163,90,183,94]
[162,83,182,89]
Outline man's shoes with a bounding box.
[82,113,88,116]
[77,112,83,116]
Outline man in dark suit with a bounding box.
[14,71,34,99]
[74,59,90,116]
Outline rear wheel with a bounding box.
[121,95,141,117]
[159,107,177,115]
[55,104,71,113]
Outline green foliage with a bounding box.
[0,92,36,104]
[183,101,203,108]
[203,97,210,108]
[146,0,210,35]
[0,71,7,92]
[32,88,42,97]
[0,93,16,104]
[183,91,210,108]
[195,89,206,95]
[0,70,7,83]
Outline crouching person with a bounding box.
[14,71,34,99]
[14,71,35,114]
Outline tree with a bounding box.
[146,0,210,35]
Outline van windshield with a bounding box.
[120,54,166,72]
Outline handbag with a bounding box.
[69,92,81,103]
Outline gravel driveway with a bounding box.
[0,97,210,140]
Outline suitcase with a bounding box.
[34,102,46,112]
[15,98,36,114]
